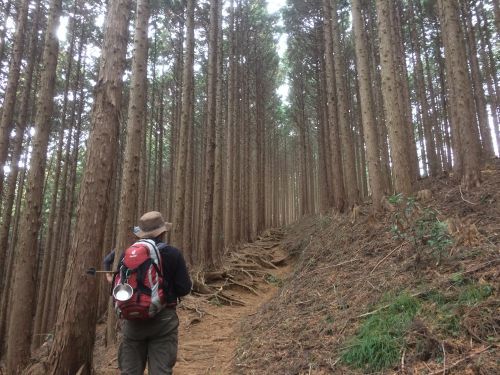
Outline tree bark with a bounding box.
[212,0,224,260]
[462,2,494,158]
[223,0,236,245]
[6,0,62,370]
[199,0,219,269]
[437,0,482,188]
[375,0,413,195]
[106,0,150,346]
[351,0,384,210]
[410,0,439,176]
[0,0,30,197]
[330,0,359,208]
[322,0,345,211]
[171,0,195,251]
[44,0,131,372]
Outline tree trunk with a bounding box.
[331,0,359,208]
[6,0,62,370]
[375,0,413,195]
[199,0,218,270]
[475,2,499,154]
[223,0,235,246]
[171,0,194,251]
[410,0,439,176]
[106,0,150,346]
[462,2,494,159]
[0,135,30,356]
[0,0,41,287]
[183,81,195,265]
[0,0,30,197]
[211,0,224,260]
[44,0,131,372]
[493,0,500,35]
[437,0,482,188]
[322,0,345,211]
[33,5,82,350]
[0,0,13,63]
[351,0,384,210]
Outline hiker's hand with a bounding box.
[106,273,113,284]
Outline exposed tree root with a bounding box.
[179,231,286,312]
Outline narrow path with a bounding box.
[174,243,291,374]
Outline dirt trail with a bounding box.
[175,244,292,374]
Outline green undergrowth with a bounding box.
[342,281,494,373]
[421,278,493,337]
[342,293,420,372]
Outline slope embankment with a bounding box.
[234,162,499,374]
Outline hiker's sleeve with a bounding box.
[173,252,192,297]
[103,250,115,271]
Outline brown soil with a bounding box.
[175,246,292,375]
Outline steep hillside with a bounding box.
[234,163,499,374]
[90,163,499,375]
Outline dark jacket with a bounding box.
[104,239,192,303]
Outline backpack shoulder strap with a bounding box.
[136,239,162,273]
[156,242,168,250]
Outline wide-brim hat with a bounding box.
[135,211,172,239]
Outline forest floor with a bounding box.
[92,160,498,374]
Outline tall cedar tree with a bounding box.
[376,0,413,195]
[6,0,62,370]
[199,0,219,269]
[322,0,345,211]
[437,0,482,188]
[107,0,150,345]
[351,0,384,210]
[44,0,131,372]
[171,0,195,254]
[0,0,30,198]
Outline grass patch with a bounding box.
[342,293,420,372]
[421,282,493,337]
[421,289,449,306]
[457,284,493,306]
[342,282,493,372]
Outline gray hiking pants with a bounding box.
[118,308,179,375]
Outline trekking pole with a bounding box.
[86,267,112,276]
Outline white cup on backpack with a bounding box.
[113,283,133,302]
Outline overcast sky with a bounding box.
[267,0,286,14]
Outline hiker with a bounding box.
[108,211,192,375]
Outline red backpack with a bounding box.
[112,239,167,319]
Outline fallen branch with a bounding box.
[462,258,500,275]
[370,242,406,274]
[301,257,359,277]
[441,341,446,375]
[459,185,479,205]
[357,291,424,318]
